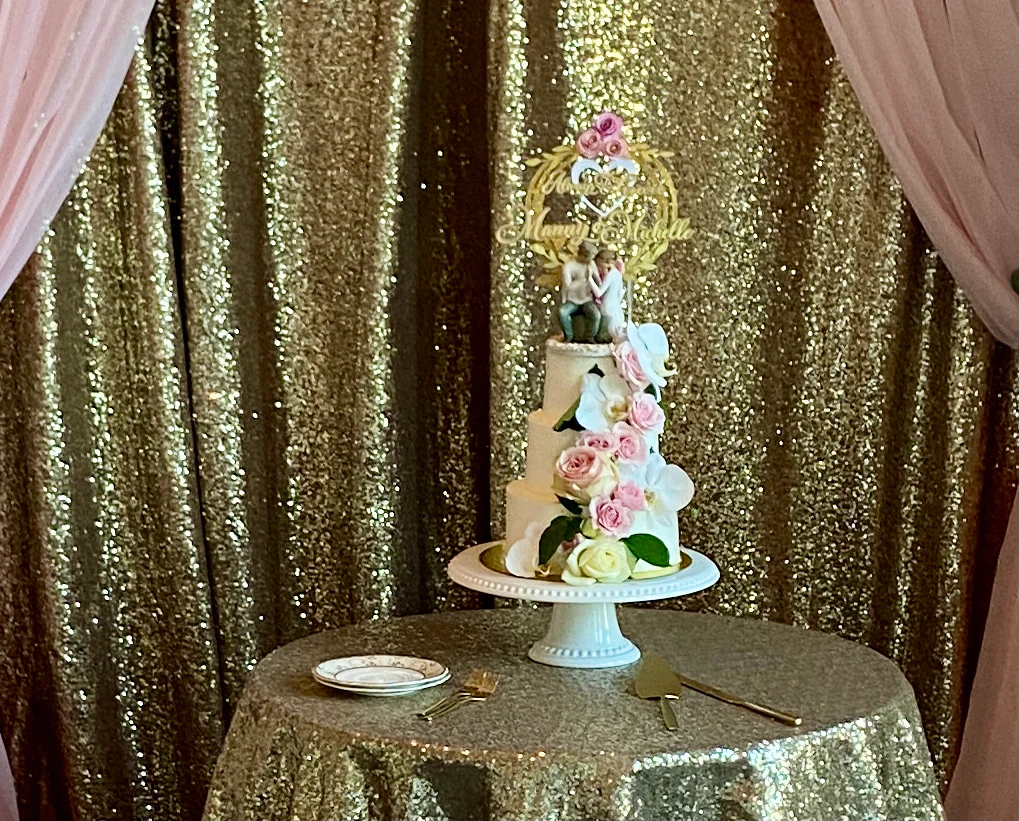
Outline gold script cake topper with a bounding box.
[495,111,693,287]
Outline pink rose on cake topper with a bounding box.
[575,128,602,159]
[602,137,629,159]
[594,111,624,139]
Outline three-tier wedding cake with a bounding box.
[498,325,694,584]
[487,110,697,586]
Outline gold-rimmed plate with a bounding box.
[313,655,448,692]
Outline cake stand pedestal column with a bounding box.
[447,543,719,670]
[527,602,640,667]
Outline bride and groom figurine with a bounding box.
[558,240,625,343]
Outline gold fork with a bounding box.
[416,669,487,718]
[416,670,498,720]
[425,671,499,720]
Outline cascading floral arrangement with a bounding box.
[505,323,694,585]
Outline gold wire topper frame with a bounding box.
[495,112,693,287]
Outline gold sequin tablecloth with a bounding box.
[203,609,942,821]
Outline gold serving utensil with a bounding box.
[635,653,683,730]
[419,670,499,721]
[674,667,802,727]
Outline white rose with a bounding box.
[562,537,634,585]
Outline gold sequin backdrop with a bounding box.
[0,0,1014,817]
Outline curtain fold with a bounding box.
[0,0,1015,819]
[808,3,1018,817]
[810,0,1018,348]
[0,0,157,300]
[0,48,221,820]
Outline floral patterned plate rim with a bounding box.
[312,667,451,696]
[313,655,448,689]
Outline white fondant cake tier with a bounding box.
[505,479,559,547]
[542,339,614,420]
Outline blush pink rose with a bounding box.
[612,480,647,511]
[589,495,635,537]
[602,136,629,158]
[555,446,603,487]
[613,341,651,391]
[577,429,620,453]
[593,111,624,139]
[612,421,648,464]
[576,128,602,159]
[628,393,665,436]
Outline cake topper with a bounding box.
[496,111,692,342]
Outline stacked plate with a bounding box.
[312,654,450,697]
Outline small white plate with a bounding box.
[313,655,448,690]
[313,668,450,697]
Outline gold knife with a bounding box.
[677,670,802,727]
[634,653,683,730]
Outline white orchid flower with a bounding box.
[575,370,632,431]
[504,521,543,577]
[643,454,694,517]
[628,323,675,399]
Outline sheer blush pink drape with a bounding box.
[0,0,157,816]
[0,0,156,301]
[811,1,1018,819]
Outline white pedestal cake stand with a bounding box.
[448,542,719,668]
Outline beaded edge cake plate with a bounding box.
[449,542,718,604]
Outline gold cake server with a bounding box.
[674,668,802,727]
[635,653,683,730]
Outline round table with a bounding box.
[203,609,942,821]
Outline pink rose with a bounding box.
[577,429,620,453]
[613,341,650,391]
[589,495,635,537]
[628,393,665,436]
[612,480,647,511]
[593,111,624,139]
[612,421,648,465]
[554,446,619,502]
[576,128,602,159]
[555,446,601,486]
[602,137,629,158]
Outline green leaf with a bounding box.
[556,495,584,516]
[553,395,584,432]
[539,516,584,564]
[588,364,604,377]
[622,533,670,567]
